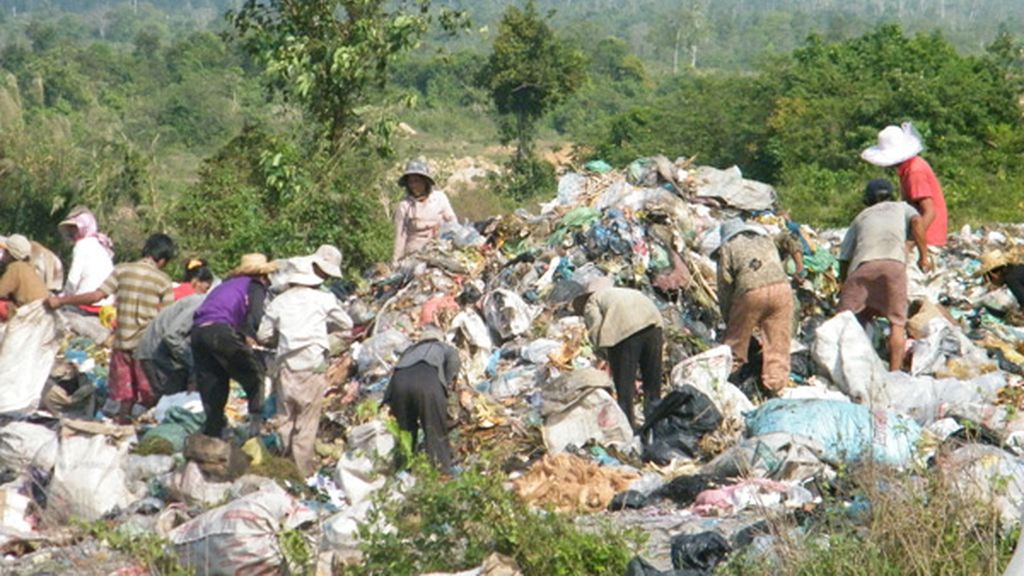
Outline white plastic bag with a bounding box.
[170,483,316,576]
[812,311,889,406]
[670,345,754,422]
[483,289,536,341]
[49,435,133,521]
[355,329,411,378]
[0,301,59,415]
[0,421,59,472]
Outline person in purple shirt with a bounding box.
[191,253,277,438]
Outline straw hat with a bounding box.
[230,253,278,277]
[397,158,435,188]
[3,235,31,261]
[976,250,1011,277]
[861,124,923,167]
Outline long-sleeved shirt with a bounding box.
[192,276,267,339]
[136,294,206,368]
[717,233,789,320]
[391,339,461,394]
[583,287,663,349]
[392,190,457,263]
[64,236,114,306]
[257,285,353,372]
[99,258,175,351]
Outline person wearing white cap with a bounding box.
[270,244,343,293]
[392,158,457,264]
[861,123,947,248]
[0,234,60,415]
[713,219,794,394]
[257,253,353,476]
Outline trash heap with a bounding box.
[3,156,1024,575]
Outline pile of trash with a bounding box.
[3,155,1024,575]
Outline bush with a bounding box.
[341,457,645,576]
[491,156,556,203]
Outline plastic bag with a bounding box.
[483,289,536,341]
[692,165,776,211]
[670,345,753,424]
[745,399,921,467]
[355,329,411,378]
[49,434,133,521]
[0,422,59,472]
[641,387,723,465]
[702,432,830,483]
[0,301,59,415]
[811,311,889,405]
[670,531,732,572]
[170,483,316,575]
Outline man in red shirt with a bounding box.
[862,123,948,247]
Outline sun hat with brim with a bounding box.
[397,159,435,188]
[312,244,343,278]
[976,250,1011,277]
[230,253,278,277]
[861,124,923,167]
[419,323,447,342]
[3,234,31,261]
[571,275,613,311]
[285,259,325,287]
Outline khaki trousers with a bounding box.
[724,282,793,392]
[275,368,328,477]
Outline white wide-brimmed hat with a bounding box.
[861,124,923,167]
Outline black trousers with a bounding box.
[385,362,453,471]
[607,324,664,430]
[191,324,263,437]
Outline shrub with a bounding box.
[341,457,645,576]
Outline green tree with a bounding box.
[480,0,586,163]
[228,0,445,152]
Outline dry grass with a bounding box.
[719,461,1018,576]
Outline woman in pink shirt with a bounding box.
[392,159,457,264]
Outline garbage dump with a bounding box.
[2,155,1024,575]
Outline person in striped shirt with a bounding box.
[48,234,177,422]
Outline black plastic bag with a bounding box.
[649,473,717,507]
[640,387,722,465]
[609,490,649,511]
[669,531,732,572]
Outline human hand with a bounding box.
[918,254,933,273]
[45,295,61,310]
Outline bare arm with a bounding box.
[47,289,106,310]
[915,197,936,235]
[910,215,931,272]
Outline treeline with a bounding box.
[1,2,1023,276]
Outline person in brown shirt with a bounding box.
[714,220,794,394]
[0,235,49,306]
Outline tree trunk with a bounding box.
[673,27,681,75]
[689,43,698,69]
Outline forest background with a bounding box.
[1,0,1024,273]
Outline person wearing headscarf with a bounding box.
[269,245,343,294]
[0,235,62,414]
[56,207,115,342]
[837,179,930,371]
[392,159,457,264]
[573,277,664,430]
[191,253,277,438]
[258,252,351,476]
[714,219,794,394]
